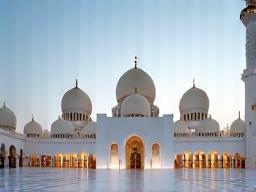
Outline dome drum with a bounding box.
[62,112,90,121]
[182,112,208,122]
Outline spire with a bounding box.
[238,111,241,119]
[193,78,195,87]
[134,56,138,68]
[32,113,34,121]
[3,101,5,108]
[75,79,78,88]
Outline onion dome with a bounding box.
[81,121,96,135]
[0,102,16,131]
[43,129,50,138]
[174,120,190,134]
[61,79,92,115]
[51,117,74,136]
[230,112,246,133]
[116,59,155,103]
[196,116,220,133]
[120,90,151,117]
[179,83,209,116]
[24,117,43,137]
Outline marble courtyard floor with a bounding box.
[0,168,256,192]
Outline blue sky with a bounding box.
[0,0,246,132]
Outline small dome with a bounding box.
[179,85,209,115]
[51,118,74,135]
[61,81,92,115]
[121,93,151,117]
[116,67,156,103]
[43,129,50,138]
[174,120,190,134]
[81,121,96,135]
[0,103,16,131]
[230,118,246,133]
[24,118,43,137]
[196,117,220,133]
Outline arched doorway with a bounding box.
[41,155,52,167]
[194,151,206,168]
[211,151,218,168]
[54,153,63,167]
[30,154,40,167]
[9,145,16,168]
[174,154,183,168]
[88,154,96,169]
[80,152,88,168]
[223,153,231,168]
[125,136,144,169]
[19,149,23,167]
[152,143,160,168]
[0,144,6,169]
[184,151,193,168]
[71,153,78,168]
[110,144,119,169]
[234,153,245,168]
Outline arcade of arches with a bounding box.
[174,151,246,169]
[0,143,96,169]
[0,144,24,168]
[0,142,246,169]
[29,153,96,168]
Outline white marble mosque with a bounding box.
[0,0,256,170]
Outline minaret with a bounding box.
[241,0,256,168]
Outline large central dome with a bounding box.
[116,67,156,103]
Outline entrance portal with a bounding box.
[9,145,16,168]
[125,136,144,169]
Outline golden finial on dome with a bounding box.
[134,56,138,68]
[75,79,78,88]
